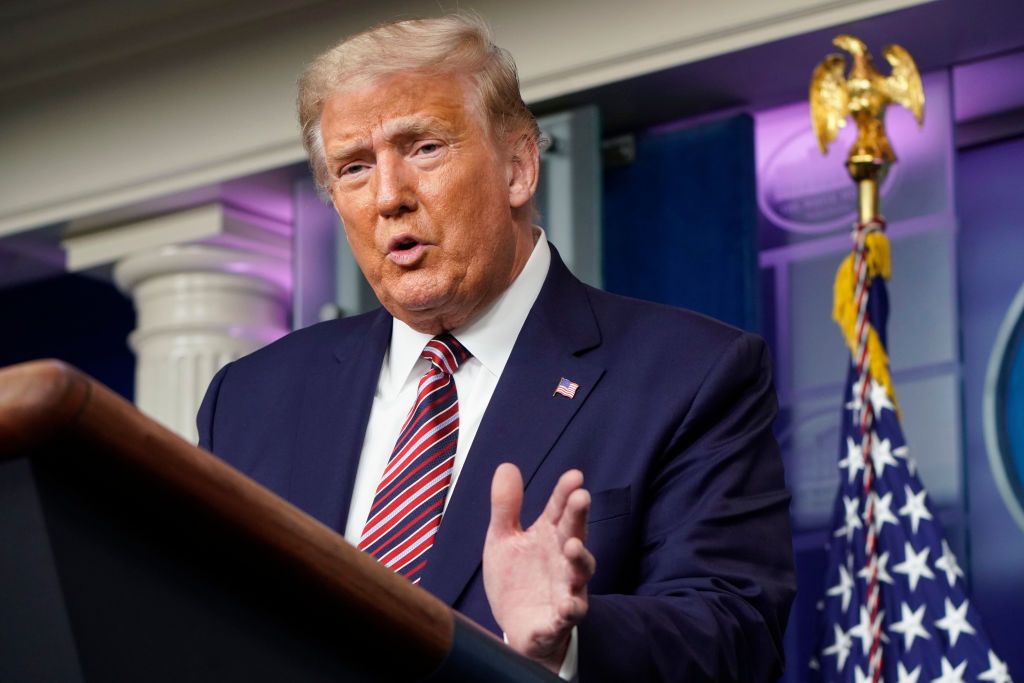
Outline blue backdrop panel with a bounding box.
[603,115,759,332]
[957,134,1024,679]
[0,274,135,400]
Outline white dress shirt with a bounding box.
[344,228,550,542]
[342,229,577,680]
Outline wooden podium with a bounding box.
[0,360,556,682]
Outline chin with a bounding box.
[384,288,453,325]
[386,272,455,309]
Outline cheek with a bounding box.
[333,196,375,243]
[429,168,507,241]
[420,169,460,217]
[333,210,383,281]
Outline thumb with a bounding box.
[489,463,524,538]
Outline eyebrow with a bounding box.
[326,116,454,165]
[327,139,372,166]
[381,116,452,141]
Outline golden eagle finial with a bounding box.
[810,34,924,165]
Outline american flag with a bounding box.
[810,227,1011,683]
[554,377,578,399]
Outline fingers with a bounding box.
[557,486,590,544]
[557,595,588,624]
[542,468,584,524]
[489,463,524,538]
[564,536,596,591]
[554,541,593,631]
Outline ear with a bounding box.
[506,136,540,210]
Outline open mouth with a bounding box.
[388,234,424,252]
[387,234,428,265]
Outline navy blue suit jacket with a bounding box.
[197,248,795,681]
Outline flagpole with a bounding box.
[848,158,882,227]
[810,34,924,683]
[809,36,1010,683]
[849,173,883,681]
[840,58,900,683]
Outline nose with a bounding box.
[374,152,417,218]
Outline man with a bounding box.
[198,13,794,681]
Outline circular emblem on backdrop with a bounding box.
[758,124,898,234]
[984,283,1024,533]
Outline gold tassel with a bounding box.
[864,230,891,281]
[832,232,899,415]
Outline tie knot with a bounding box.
[422,333,472,374]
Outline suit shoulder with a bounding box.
[230,308,385,374]
[582,285,755,353]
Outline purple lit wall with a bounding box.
[953,51,1024,122]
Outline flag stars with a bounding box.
[849,605,888,655]
[935,598,976,647]
[857,550,894,585]
[897,662,922,683]
[869,377,895,418]
[893,542,935,591]
[822,623,853,672]
[839,436,865,484]
[899,484,933,534]
[978,650,1012,683]
[827,564,855,613]
[817,259,1007,682]
[893,442,916,475]
[871,436,900,477]
[889,602,931,650]
[846,377,866,415]
[868,490,899,534]
[934,540,965,588]
[835,495,864,542]
[931,656,967,683]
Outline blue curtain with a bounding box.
[0,274,135,399]
[603,115,759,332]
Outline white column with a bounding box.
[113,244,290,443]
[63,202,293,443]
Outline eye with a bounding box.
[339,162,369,177]
[414,141,443,156]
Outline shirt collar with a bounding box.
[383,228,551,394]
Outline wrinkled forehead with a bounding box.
[322,69,489,136]
[316,71,512,176]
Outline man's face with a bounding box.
[320,71,536,333]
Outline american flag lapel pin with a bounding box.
[553,377,579,399]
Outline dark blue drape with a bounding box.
[603,115,759,332]
[0,274,135,399]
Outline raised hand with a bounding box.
[483,463,596,673]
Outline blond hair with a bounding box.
[297,13,540,193]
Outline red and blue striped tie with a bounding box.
[358,334,471,583]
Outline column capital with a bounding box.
[113,242,290,297]
[62,202,293,443]
[62,201,290,273]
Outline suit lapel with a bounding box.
[289,310,391,532]
[419,251,605,605]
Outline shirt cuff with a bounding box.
[502,627,578,681]
[558,626,579,681]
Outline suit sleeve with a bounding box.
[578,333,796,682]
[196,362,232,452]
